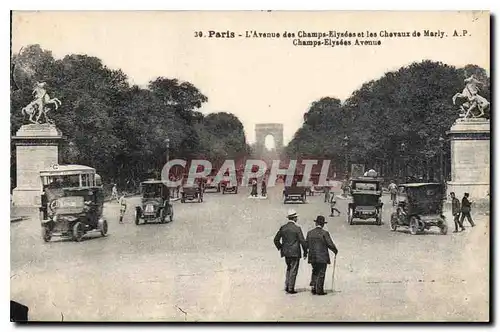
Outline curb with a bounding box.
[10,217,24,223]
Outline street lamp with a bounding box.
[343,135,349,176]
[400,142,406,181]
[439,136,445,183]
[165,137,170,163]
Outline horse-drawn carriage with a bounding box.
[39,165,108,242]
[390,183,448,235]
[135,180,173,225]
[347,177,383,225]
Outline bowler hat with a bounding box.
[314,215,327,224]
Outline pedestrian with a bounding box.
[273,209,308,294]
[450,192,465,233]
[251,178,258,197]
[306,215,338,295]
[261,177,267,197]
[460,193,475,227]
[111,184,118,203]
[118,193,127,224]
[329,195,341,217]
[388,181,398,206]
[324,178,331,203]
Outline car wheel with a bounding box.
[390,213,398,231]
[348,208,354,225]
[135,209,140,225]
[169,209,174,222]
[440,222,448,235]
[72,222,85,242]
[99,219,108,236]
[42,226,51,242]
[160,209,166,224]
[375,209,382,225]
[409,216,418,235]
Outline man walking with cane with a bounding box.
[306,215,338,295]
[273,209,308,294]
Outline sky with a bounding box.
[11,11,489,145]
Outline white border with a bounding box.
[3,1,497,332]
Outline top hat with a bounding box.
[314,215,327,224]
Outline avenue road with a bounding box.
[11,185,489,321]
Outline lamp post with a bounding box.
[165,137,170,163]
[439,136,445,183]
[343,135,349,177]
[400,142,406,182]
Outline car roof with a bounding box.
[141,179,164,184]
[351,190,381,195]
[40,164,96,175]
[399,183,442,188]
[350,176,383,182]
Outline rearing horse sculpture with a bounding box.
[21,82,61,124]
[452,75,490,118]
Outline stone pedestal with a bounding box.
[11,124,64,207]
[446,119,490,200]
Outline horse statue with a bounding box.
[452,75,490,119]
[21,81,61,124]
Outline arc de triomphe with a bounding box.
[255,123,284,152]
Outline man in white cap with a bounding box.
[273,209,308,294]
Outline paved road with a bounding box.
[10,185,489,321]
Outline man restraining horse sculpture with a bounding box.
[452,75,490,119]
[21,82,62,124]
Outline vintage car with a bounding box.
[135,180,173,225]
[347,177,383,225]
[181,180,204,203]
[203,174,221,193]
[283,175,307,204]
[39,165,107,242]
[221,179,238,194]
[390,183,448,235]
[309,173,325,195]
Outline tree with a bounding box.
[10,44,250,191]
[286,60,490,180]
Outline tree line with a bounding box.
[285,60,490,182]
[10,45,250,191]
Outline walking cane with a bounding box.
[331,255,337,292]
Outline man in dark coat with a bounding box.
[460,192,475,227]
[273,209,307,294]
[306,215,338,295]
[450,192,464,232]
[251,178,258,197]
